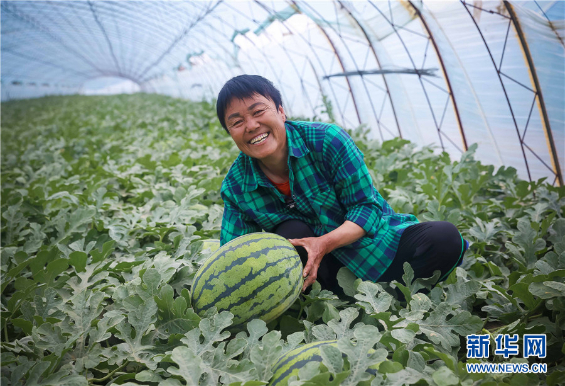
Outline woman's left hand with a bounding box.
[288,237,330,292]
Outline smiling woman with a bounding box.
[216,75,469,295]
[223,94,289,184]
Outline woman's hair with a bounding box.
[216,75,283,133]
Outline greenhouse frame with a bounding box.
[2,1,565,385]
[2,0,563,185]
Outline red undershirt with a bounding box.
[266,176,291,197]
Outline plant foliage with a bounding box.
[1,94,564,385]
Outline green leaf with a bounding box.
[382,367,431,386]
[89,310,124,343]
[298,371,351,386]
[69,251,87,273]
[12,318,34,335]
[378,360,403,374]
[432,366,459,386]
[337,267,359,297]
[423,346,458,373]
[510,282,541,311]
[418,303,483,350]
[319,344,343,374]
[297,361,321,380]
[391,328,416,344]
[354,282,393,314]
[279,315,304,339]
[155,285,200,338]
[337,325,387,386]
[507,218,546,269]
[529,281,565,299]
[143,268,162,295]
[250,330,284,381]
[168,346,205,386]
[32,323,68,357]
[322,302,340,323]
[237,318,269,360]
[33,258,69,288]
[90,240,115,262]
[181,311,233,355]
[407,351,425,372]
[326,308,359,340]
[547,370,565,386]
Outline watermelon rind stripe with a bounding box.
[191,245,296,305]
[270,340,381,386]
[191,232,303,331]
[254,274,302,324]
[196,258,302,322]
[195,245,296,293]
[271,341,335,386]
[193,234,292,288]
[193,247,292,304]
[194,233,271,274]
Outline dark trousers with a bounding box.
[377,221,466,283]
[274,220,345,293]
[274,220,465,292]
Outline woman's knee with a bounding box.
[428,221,465,277]
[274,219,315,239]
[428,221,462,252]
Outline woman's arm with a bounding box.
[323,126,383,239]
[292,124,382,291]
[290,220,366,291]
[319,220,366,252]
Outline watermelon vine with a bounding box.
[1,94,564,385]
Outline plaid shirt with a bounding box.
[220,121,419,282]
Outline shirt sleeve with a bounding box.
[323,125,382,238]
[220,191,262,246]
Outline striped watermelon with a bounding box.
[191,233,303,330]
[270,340,380,386]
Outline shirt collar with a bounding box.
[241,121,309,192]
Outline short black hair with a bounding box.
[216,75,283,133]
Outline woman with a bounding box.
[217,75,468,294]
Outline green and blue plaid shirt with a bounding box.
[220,121,419,282]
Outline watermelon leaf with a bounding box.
[337,325,386,386]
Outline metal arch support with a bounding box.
[338,1,402,138]
[290,2,362,126]
[252,0,326,117]
[367,2,451,152]
[1,2,106,75]
[217,2,300,112]
[504,1,563,186]
[256,1,353,125]
[2,47,91,80]
[317,25,362,126]
[408,1,468,152]
[135,2,221,80]
[87,0,123,77]
[461,1,533,182]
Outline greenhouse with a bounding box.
[1,1,564,385]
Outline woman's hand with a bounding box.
[288,237,330,292]
[288,221,366,292]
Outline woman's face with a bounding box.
[224,93,287,161]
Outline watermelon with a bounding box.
[270,340,380,386]
[191,233,303,329]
